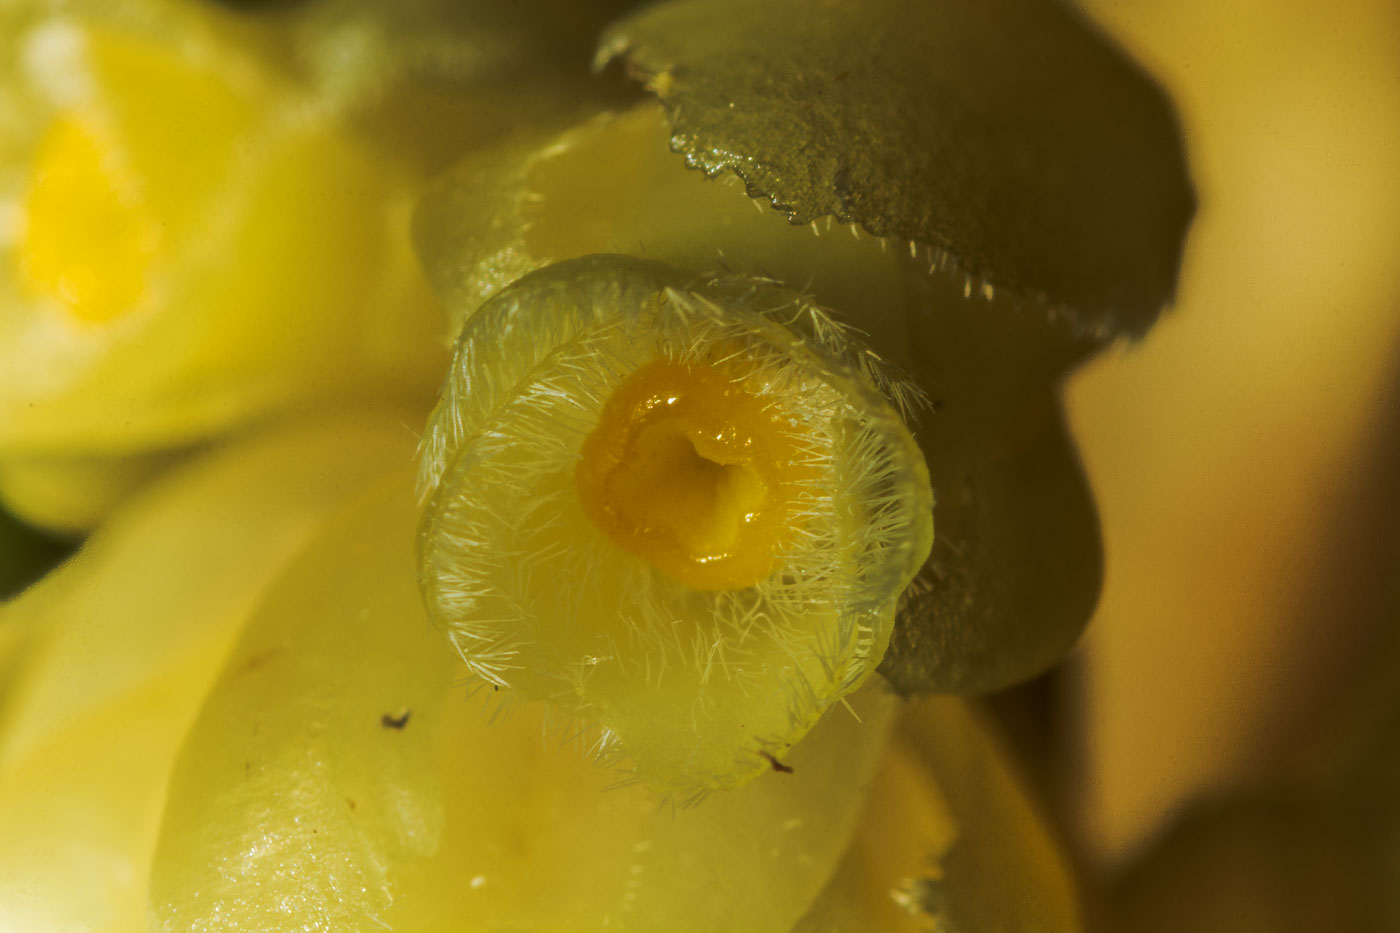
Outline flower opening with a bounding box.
[416,255,933,793]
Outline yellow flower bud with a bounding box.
[0,5,448,526]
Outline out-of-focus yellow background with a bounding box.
[1065,0,1400,886]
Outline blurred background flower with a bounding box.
[1056,0,1400,928]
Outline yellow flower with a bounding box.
[416,255,933,794]
[0,0,448,531]
[0,0,1201,928]
[0,415,1079,931]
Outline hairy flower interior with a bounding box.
[416,257,934,792]
[576,358,814,590]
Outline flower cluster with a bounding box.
[0,0,1192,930]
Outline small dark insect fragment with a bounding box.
[380,709,412,730]
[760,750,794,774]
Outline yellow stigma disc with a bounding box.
[19,114,159,325]
[576,358,814,590]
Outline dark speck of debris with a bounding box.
[381,709,412,730]
[232,649,277,679]
[760,751,795,774]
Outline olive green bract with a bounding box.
[883,405,1104,695]
[597,0,1195,337]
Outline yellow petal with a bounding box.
[0,447,182,536]
[151,467,901,929]
[0,410,418,931]
[0,15,448,457]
